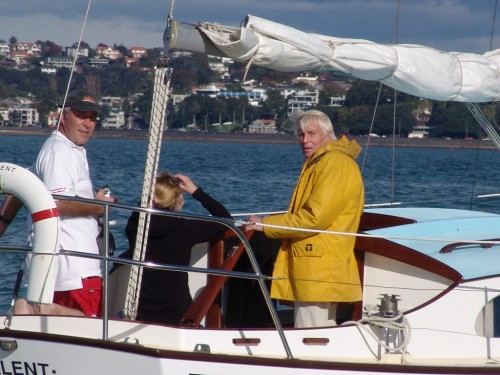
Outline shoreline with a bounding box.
[0,126,497,150]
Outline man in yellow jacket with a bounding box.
[247,109,364,328]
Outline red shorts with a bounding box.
[53,276,103,317]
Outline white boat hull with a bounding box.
[2,314,500,375]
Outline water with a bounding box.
[2,133,500,311]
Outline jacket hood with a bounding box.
[308,135,361,165]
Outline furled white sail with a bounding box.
[165,15,500,103]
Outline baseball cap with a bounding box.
[64,90,101,113]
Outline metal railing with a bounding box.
[0,195,294,359]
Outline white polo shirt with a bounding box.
[31,131,102,291]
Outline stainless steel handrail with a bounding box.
[0,195,294,359]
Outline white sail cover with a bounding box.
[166,15,500,103]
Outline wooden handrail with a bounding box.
[440,238,499,253]
[180,229,253,327]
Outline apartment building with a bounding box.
[287,89,320,115]
[0,97,39,126]
[100,96,126,129]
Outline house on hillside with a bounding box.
[65,46,89,58]
[129,46,147,59]
[329,95,346,107]
[292,74,319,86]
[95,44,122,60]
[47,111,60,128]
[287,89,320,115]
[10,51,29,65]
[248,119,277,134]
[0,42,10,58]
[15,42,41,57]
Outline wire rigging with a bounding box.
[56,0,93,131]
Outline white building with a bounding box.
[42,57,74,69]
[0,42,10,57]
[0,108,8,125]
[248,119,277,134]
[41,67,57,74]
[100,96,126,129]
[47,111,60,128]
[100,96,123,109]
[96,46,122,60]
[292,74,319,86]
[101,110,125,129]
[65,46,89,58]
[329,95,346,107]
[287,89,320,114]
[18,107,39,126]
[0,97,40,127]
[192,84,221,97]
[245,88,267,106]
[129,46,147,59]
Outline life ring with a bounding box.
[0,162,59,304]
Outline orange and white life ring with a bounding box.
[0,162,59,304]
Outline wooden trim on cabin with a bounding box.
[359,211,416,231]
[355,235,462,282]
[356,211,462,282]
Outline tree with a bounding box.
[261,89,287,128]
[186,100,201,129]
[135,87,154,126]
[212,98,227,125]
[319,81,348,105]
[428,102,475,138]
[237,96,249,126]
[72,41,90,50]
[169,53,215,92]
[115,44,129,57]
[8,110,21,126]
[40,41,63,57]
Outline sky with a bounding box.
[1,0,499,54]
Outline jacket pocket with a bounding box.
[291,238,325,258]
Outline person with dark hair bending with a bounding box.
[124,172,231,325]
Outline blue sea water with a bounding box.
[2,133,500,312]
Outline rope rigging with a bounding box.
[122,63,172,319]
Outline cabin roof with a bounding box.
[364,207,500,280]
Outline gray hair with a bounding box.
[294,110,336,140]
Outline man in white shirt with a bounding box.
[0,90,116,316]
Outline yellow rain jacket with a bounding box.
[263,135,364,302]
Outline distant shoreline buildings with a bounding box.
[0,37,350,134]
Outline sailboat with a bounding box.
[1,2,500,374]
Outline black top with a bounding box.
[124,188,231,325]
